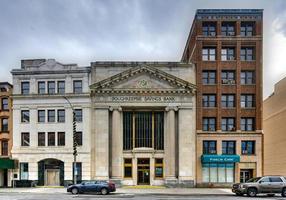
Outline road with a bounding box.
[1,193,285,200]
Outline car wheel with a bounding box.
[267,194,275,197]
[282,188,286,197]
[101,188,109,195]
[71,188,79,195]
[247,188,257,197]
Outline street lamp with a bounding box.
[63,96,78,185]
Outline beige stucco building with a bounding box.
[264,77,286,176]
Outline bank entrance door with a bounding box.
[137,158,150,185]
[45,169,60,186]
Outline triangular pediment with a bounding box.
[90,65,196,95]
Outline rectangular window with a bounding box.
[38,110,45,123]
[57,81,65,94]
[155,158,164,178]
[202,47,216,61]
[222,22,235,36]
[241,71,255,84]
[203,94,216,107]
[241,22,254,36]
[241,141,255,155]
[203,117,216,131]
[58,132,65,146]
[222,141,236,155]
[203,140,217,154]
[241,47,254,61]
[1,98,8,110]
[21,132,30,146]
[74,109,82,122]
[221,70,235,84]
[202,163,234,183]
[1,140,8,156]
[1,118,8,132]
[135,112,152,148]
[221,117,235,131]
[202,22,216,36]
[20,163,29,180]
[154,112,164,150]
[241,94,254,108]
[75,132,82,146]
[48,110,55,122]
[221,47,235,61]
[38,132,45,146]
[21,82,30,95]
[241,118,255,131]
[221,94,235,108]
[57,109,65,123]
[73,80,82,93]
[21,110,30,123]
[124,158,132,178]
[48,81,55,94]
[123,112,133,150]
[202,71,216,85]
[48,132,55,146]
[38,81,45,94]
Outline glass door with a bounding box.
[137,158,150,185]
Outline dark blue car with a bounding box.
[67,181,116,195]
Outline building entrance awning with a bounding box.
[0,158,15,169]
[201,155,240,163]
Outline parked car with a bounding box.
[232,176,286,197]
[67,181,116,195]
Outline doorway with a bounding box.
[137,158,150,185]
[45,169,60,186]
[38,159,64,186]
[240,169,253,183]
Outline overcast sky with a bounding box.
[0,0,286,99]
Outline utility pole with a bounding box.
[63,96,77,185]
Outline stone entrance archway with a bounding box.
[38,159,64,186]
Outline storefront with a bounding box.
[0,158,15,187]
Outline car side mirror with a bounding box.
[258,181,262,184]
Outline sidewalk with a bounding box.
[0,187,233,196]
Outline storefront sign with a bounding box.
[111,96,176,102]
[201,155,240,163]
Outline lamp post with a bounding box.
[63,96,77,185]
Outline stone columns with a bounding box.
[165,106,178,184]
[110,106,123,180]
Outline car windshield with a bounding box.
[246,177,261,183]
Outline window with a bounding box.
[203,141,217,154]
[260,177,270,183]
[270,177,283,182]
[1,98,8,110]
[75,132,82,146]
[222,141,236,155]
[241,47,254,61]
[20,163,29,180]
[57,81,65,94]
[38,110,45,123]
[74,109,82,122]
[21,132,30,146]
[202,163,234,183]
[73,80,82,93]
[221,94,235,108]
[155,158,164,178]
[154,112,164,150]
[222,22,235,36]
[241,94,254,108]
[221,48,235,61]
[221,70,235,84]
[1,140,8,156]
[58,132,65,146]
[241,141,255,155]
[203,117,216,131]
[202,48,216,61]
[38,132,45,146]
[73,162,82,183]
[241,118,255,131]
[241,22,254,36]
[38,81,45,94]
[48,110,55,122]
[1,118,8,132]
[241,71,255,85]
[202,71,216,85]
[202,22,216,36]
[221,117,235,131]
[203,94,216,107]
[124,158,132,178]
[21,110,30,123]
[21,82,30,95]
[48,81,55,94]
[57,109,65,122]
[48,132,55,146]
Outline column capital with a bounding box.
[109,106,122,112]
[165,106,178,112]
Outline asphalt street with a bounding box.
[1,193,286,200]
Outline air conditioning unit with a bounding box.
[229,80,236,84]
[242,150,248,154]
[210,150,216,154]
[222,79,228,84]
